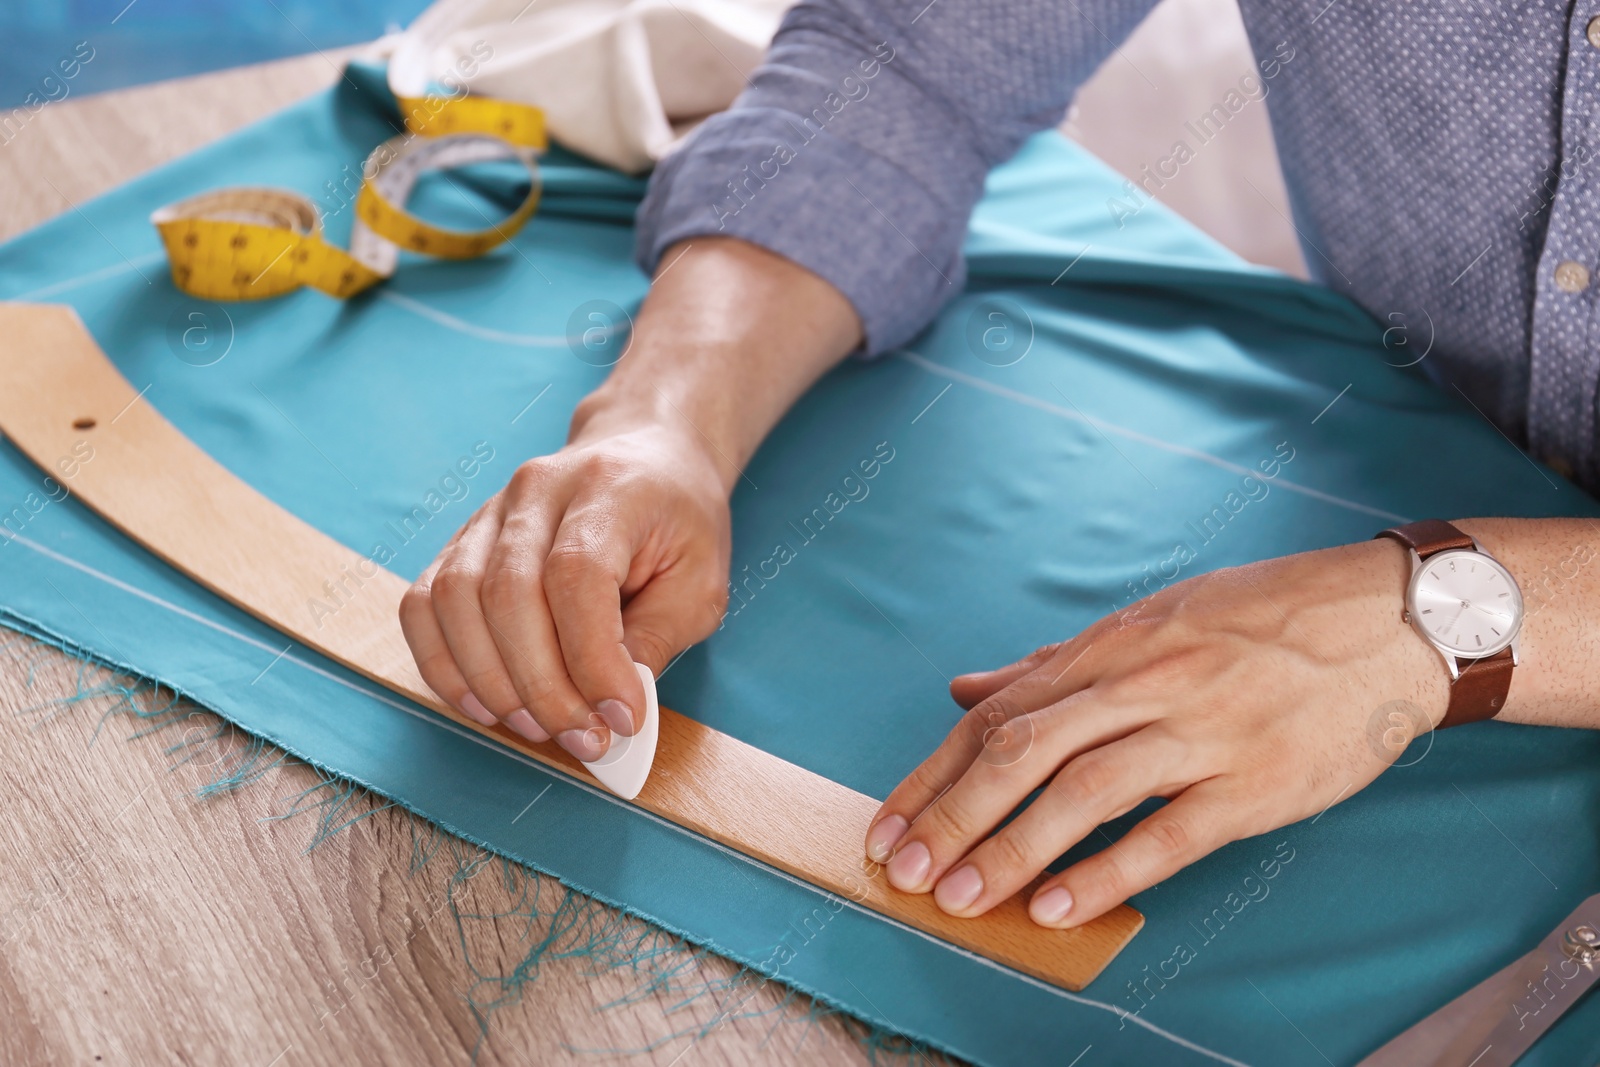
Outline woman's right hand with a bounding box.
[399,412,732,760]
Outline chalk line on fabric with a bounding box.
[380,290,631,349]
[378,291,574,346]
[894,349,1409,525]
[7,251,165,302]
[0,256,606,354]
[2,526,1251,1067]
[0,251,1393,528]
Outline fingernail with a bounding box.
[596,698,635,737]
[505,709,550,743]
[557,726,609,762]
[935,865,984,913]
[459,693,498,727]
[886,841,931,892]
[1030,886,1074,925]
[865,814,908,863]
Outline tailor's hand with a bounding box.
[399,418,730,760]
[397,235,858,762]
[862,539,1452,929]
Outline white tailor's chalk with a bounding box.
[586,661,659,800]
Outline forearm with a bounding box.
[632,0,1159,356]
[571,237,862,495]
[1451,517,1600,728]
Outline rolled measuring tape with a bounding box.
[152,95,546,301]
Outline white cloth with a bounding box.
[384,0,792,173]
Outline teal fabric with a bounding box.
[2,65,1597,1066]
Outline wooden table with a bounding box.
[0,50,946,1067]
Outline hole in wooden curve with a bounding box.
[73,417,96,430]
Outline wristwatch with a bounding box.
[1375,519,1523,728]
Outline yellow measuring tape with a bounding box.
[152,96,546,301]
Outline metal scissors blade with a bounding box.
[1358,892,1600,1067]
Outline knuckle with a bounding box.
[544,540,600,588]
[508,458,554,495]
[564,637,620,684]
[1075,855,1131,903]
[962,692,1025,749]
[399,583,432,620]
[480,564,536,617]
[920,792,978,846]
[982,828,1036,878]
[432,563,480,603]
[414,648,462,690]
[460,670,514,713]
[1153,643,1210,682]
[1055,752,1118,813]
[1026,641,1065,668]
[517,671,562,711]
[980,691,1027,723]
[577,451,629,483]
[1142,812,1195,859]
[627,626,675,672]
[1105,599,1158,638]
[951,710,988,755]
[904,760,952,803]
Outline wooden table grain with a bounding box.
[0,51,945,1067]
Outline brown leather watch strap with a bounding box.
[1441,647,1515,728]
[1375,519,1514,729]
[1375,518,1474,558]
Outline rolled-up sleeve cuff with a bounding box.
[634,108,967,355]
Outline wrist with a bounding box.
[565,236,859,499]
[1359,537,1455,731]
[1372,519,1524,731]
[568,361,749,497]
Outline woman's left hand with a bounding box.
[862,538,1455,929]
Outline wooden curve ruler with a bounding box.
[0,303,1142,990]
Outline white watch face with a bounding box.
[1408,549,1523,658]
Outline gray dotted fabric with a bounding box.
[633,0,1160,354]
[1238,1,1594,488]
[636,0,1597,489]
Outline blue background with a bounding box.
[0,1,427,107]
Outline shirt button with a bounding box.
[1588,15,1600,48]
[1554,260,1591,292]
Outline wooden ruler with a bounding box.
[0,303,1142,990]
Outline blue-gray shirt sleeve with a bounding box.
[632,0,1159,354]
